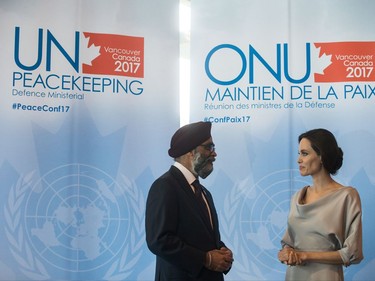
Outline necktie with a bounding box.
[192,180,211,226]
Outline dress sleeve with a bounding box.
[338,188,364,266]
[280,192,298,248]
[281,230,293,248]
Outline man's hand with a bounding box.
[205,247,234,272]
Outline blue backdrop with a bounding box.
[190,1,375,280]
[1,0,374,280]
[0,0,179,280]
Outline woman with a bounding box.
[278,128,363,281]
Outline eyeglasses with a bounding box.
[199,143,215,152]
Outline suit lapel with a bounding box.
[170,166,215,234]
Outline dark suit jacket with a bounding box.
[145,165,227,281]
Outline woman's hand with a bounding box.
[278,247,303,266]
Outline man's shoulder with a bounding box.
[152,166,184,187]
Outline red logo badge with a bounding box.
[82,32,144,78]
[314,42,375,82]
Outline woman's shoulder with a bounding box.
[294,185,309,196]
[291,186,309,203]
[338,186,361,199]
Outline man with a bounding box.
[145,121,233,281]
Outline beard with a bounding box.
[192,151,214,179]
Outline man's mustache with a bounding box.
[195,155,214,172]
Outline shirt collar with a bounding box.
[173,162,196,185]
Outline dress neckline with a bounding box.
[298,185,346,205]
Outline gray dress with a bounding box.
[281,186,363,281]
